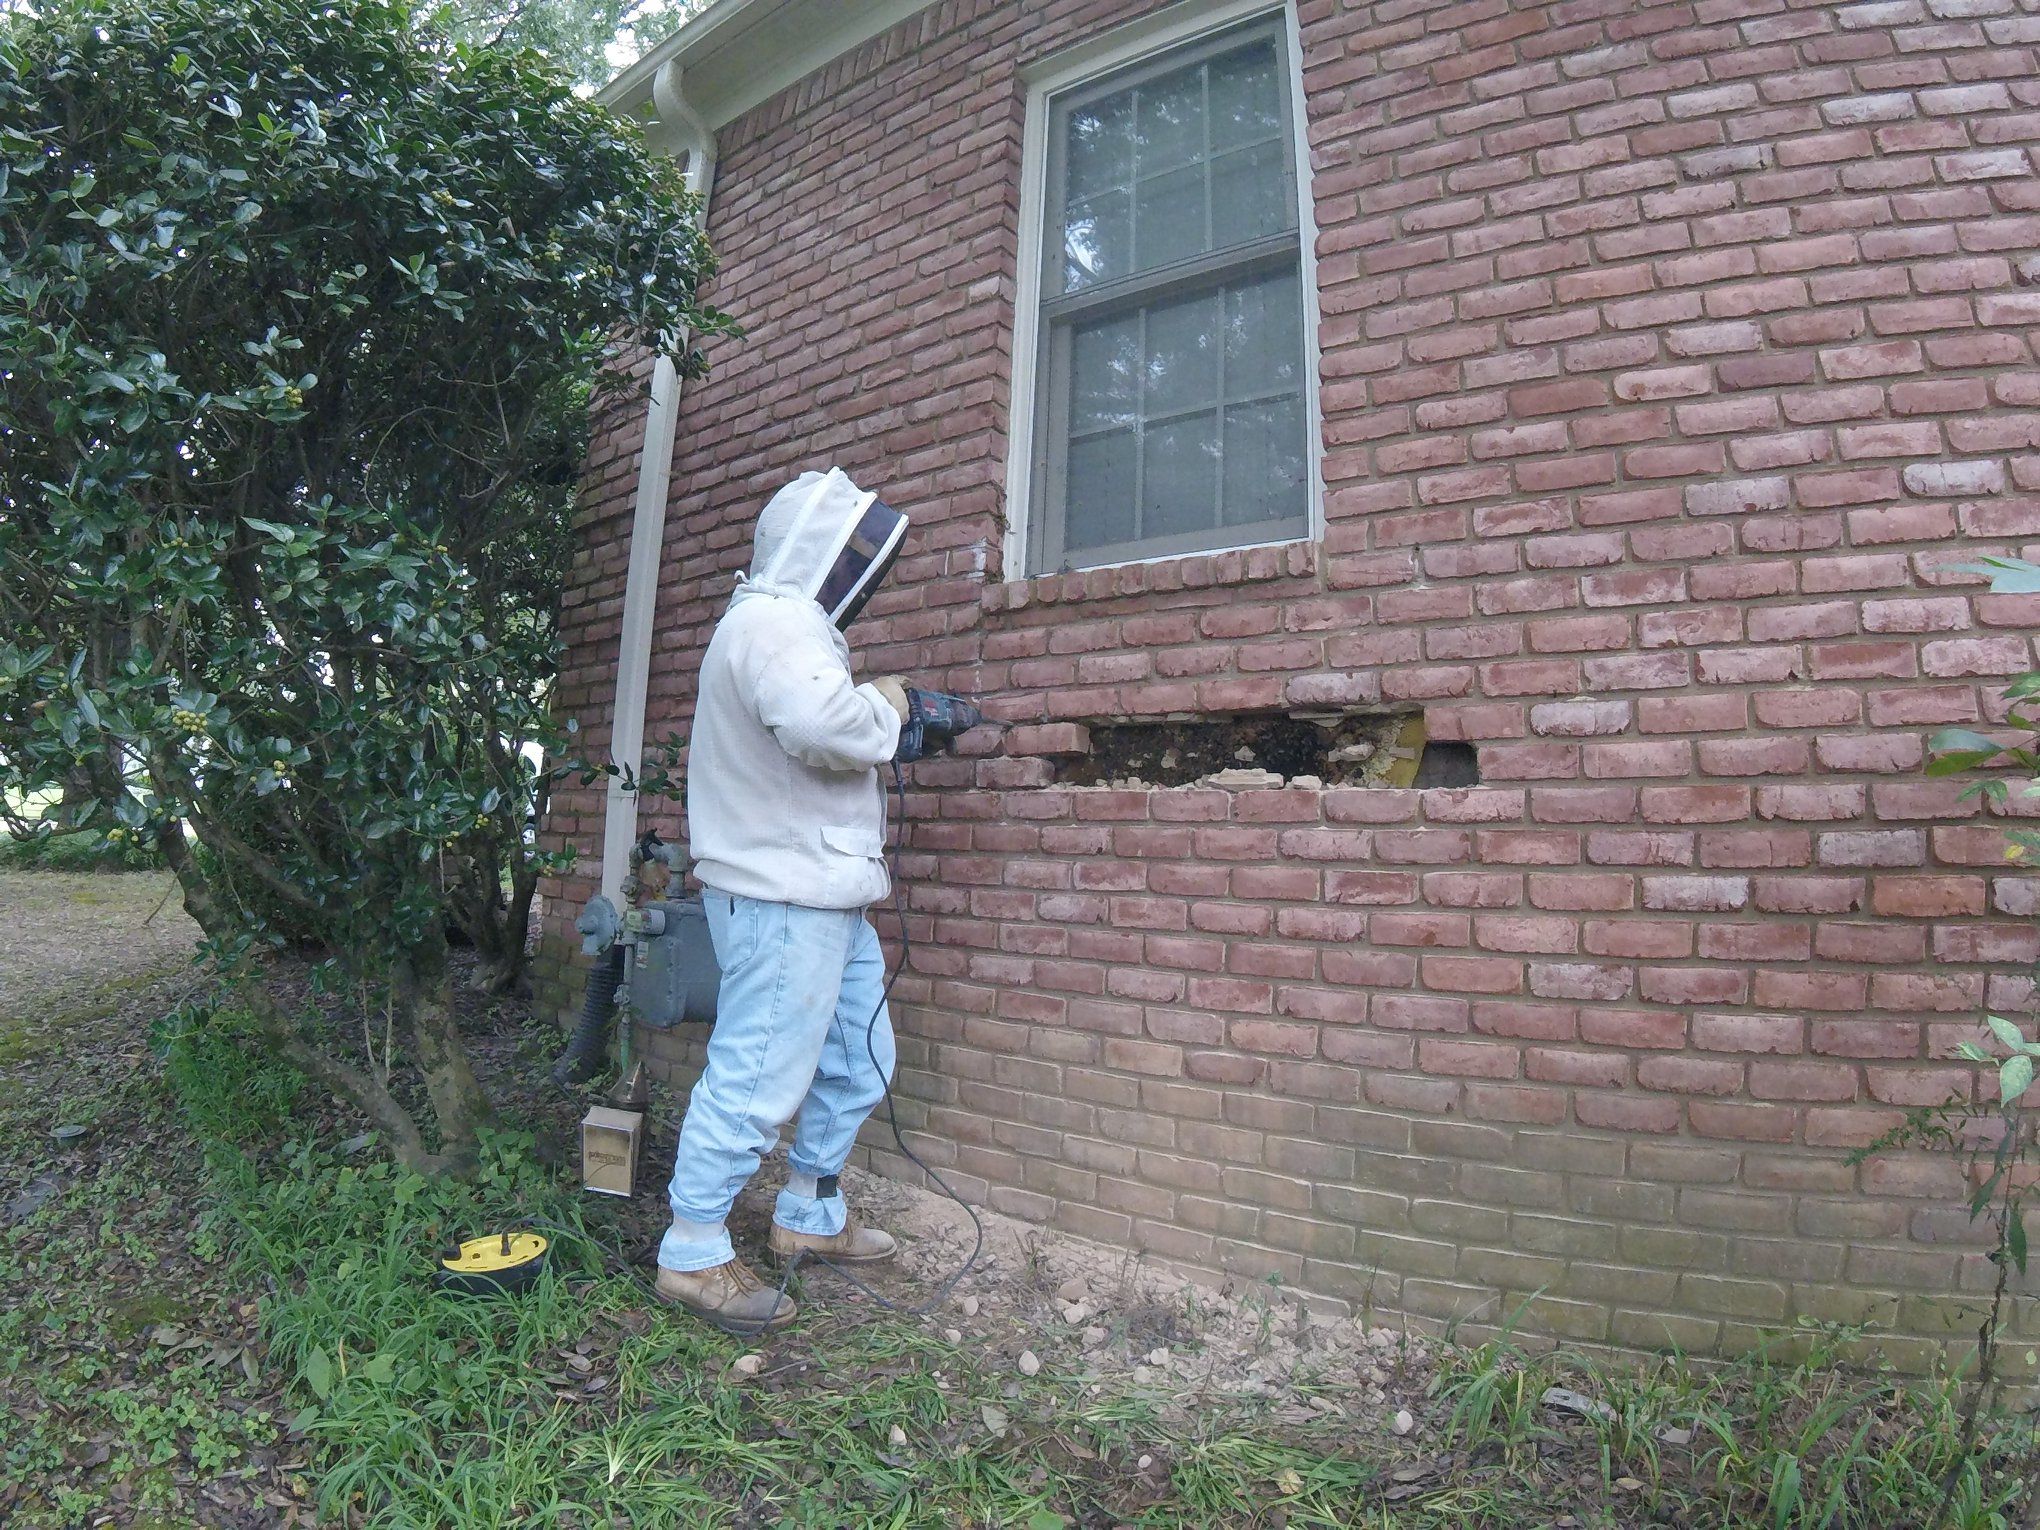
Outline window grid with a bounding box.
[1030,16,1309,575]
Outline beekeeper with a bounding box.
[655,467,913,1333]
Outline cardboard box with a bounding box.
[580,1106,645,1198]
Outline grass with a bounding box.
[1424,1315,2030,1529]
[6,982,2038,1526]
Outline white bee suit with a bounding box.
[684,468,905,909]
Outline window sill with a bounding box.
[983,539,1317,613]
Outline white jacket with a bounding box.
[685,471,904,909]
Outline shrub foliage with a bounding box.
[0,0,724,1169]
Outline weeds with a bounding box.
[1428,1318,2028,1529]
[13,972,2036,1527]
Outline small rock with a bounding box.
[1082,1325,1109,1347]
[1289,774,1323,789]
[943,1327,962,1344]
[728,1354,764,1380]
[1146,1347,1169,1366]
[1132,1365,1154,1384]
[1207,767,1283,789]
[888,1424,907,1447]
[1391,1409,1414,1436]
[960,1295,979,1318]
[1054,1276,1088,1303]
[3,1173,62,1224]
[1137,1454,1153,1471]
[1061,1301,1090,1325]
[1017,1349,1041,1377]
[1543,1386,1615,1423]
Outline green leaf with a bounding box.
[2011,1209,2029,1275]
[2003,1053,2033,1105]
[1944,557,2040,594]
[1988,1016,2026,1053]
[303,1347,332,1400]
[361,1352,395,1385]
[1930,726,2007,755]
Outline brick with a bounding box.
[1903,460,2008,497]
[537,3,2040,1374]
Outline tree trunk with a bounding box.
[156,817,490,1178]
[396,932,492,1170]
[480,856,538,997]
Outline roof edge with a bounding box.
[599,0,936,134]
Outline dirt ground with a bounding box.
[0,868,1425,1426]
[0,872,197,1046]
[591,1087,1437,1442]
[7,872,2007,1529]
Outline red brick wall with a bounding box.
[544,0,2040,1366]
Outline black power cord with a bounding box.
[746,759,985,1326]
[513,762,985,1333]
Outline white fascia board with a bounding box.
[601,0,937,132]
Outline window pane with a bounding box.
[1210,140,1290,248]
[1053,25,1288,293]
[1039,21,1310,571]
[1070,314,1139,432]
[1134,63,1204,176]
[1209,39,1282,151]
[1063,189,1131,289]
[1067,97,1132,200]
[1145,291,1220,418]
[1225,269,1303,399]
[1065,429,1137,552]
[1223,395,1307,527]
[1142,413,1219,540]
[1133,164,1205,272]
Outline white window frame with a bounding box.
[1003,0,1324,582]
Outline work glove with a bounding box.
[870,675,911,722]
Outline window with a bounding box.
[1020,13,1313,575]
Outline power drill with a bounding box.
[895,687,982,763]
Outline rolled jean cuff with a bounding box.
[773,1186,847,1237]
[658,1221,736,1274]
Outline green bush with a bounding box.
[0,829,163,872]
[0,0,725,1170]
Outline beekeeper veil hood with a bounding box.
[746,467,908,629]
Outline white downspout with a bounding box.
[597,62,718,913]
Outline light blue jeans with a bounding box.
[658,893,896,1273]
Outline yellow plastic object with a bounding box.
[435,1231,549,1297]
[1379,714,1427,788]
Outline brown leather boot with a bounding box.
[768,1218,897,1265]
[653,1257,797,1333]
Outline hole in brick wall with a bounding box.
[1056,710,1480,789]
[1412,740,1479,789]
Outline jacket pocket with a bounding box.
[820,825,886,862]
